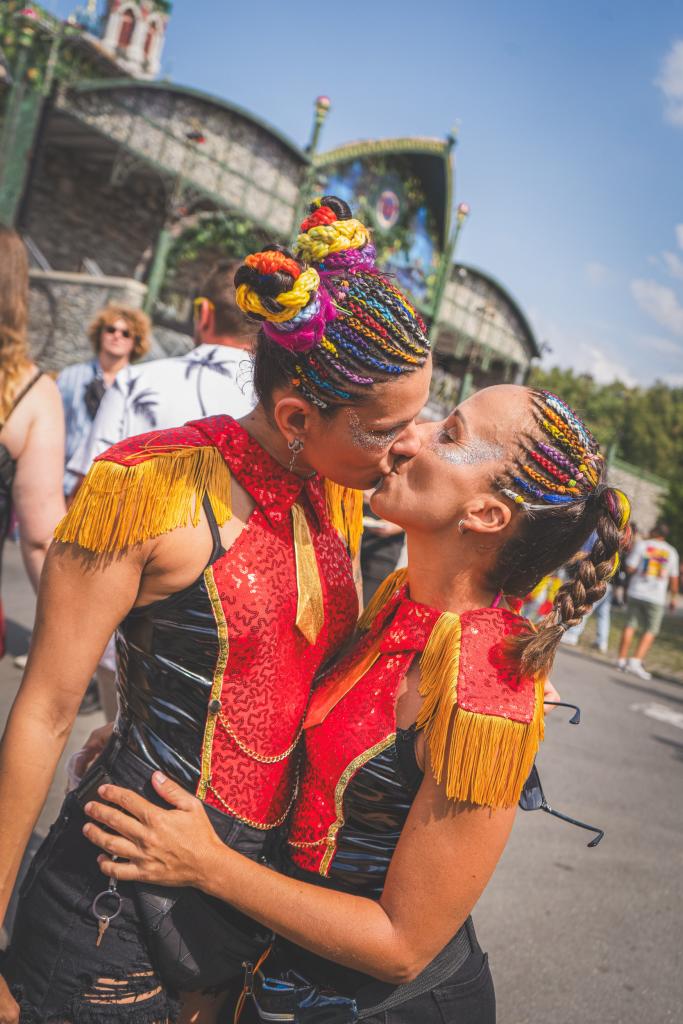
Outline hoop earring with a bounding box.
[288,437,304,473]
[458,519,467,535]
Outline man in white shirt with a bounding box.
[68,259,256,485]
[68,258,255,717]
[617,522,680,679]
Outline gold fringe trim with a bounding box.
[417,613,545,809]
[324,480,364,558]
[292,503,325,645]
[54,446,232,553]
[357,568,408,632]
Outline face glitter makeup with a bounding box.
[430,433,503,467]
[348,410,399,451]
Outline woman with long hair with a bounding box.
[83,384,631,1024]
[0,198,433,1024]
[0,227,64,654]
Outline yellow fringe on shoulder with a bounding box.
[54,446,232,554]
[357,567,408,632]
[324,481,364,558]
[291,502,325,645]
[417,613,545,809]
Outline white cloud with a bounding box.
[585,261,611,286]
[639,334,683,358]
[529,308,636,385]
[656,40,683,125]
[662,251,683,282]
[630,278,683,336]
[676,224,683,250]
[661,373,683,387]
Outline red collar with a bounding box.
[189,415,327,530]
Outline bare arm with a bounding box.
[86,762,515,985]
[11,377,66,591]
[0,541,144,926]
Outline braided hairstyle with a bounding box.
[234,196,430,413]
[493,389,632,677]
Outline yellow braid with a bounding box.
[235,267,320,323]
[296,219,370,264]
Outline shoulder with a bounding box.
[57,360,93,384]
[95,422,212,466]
[55,420,232,554]
[417,607,542,810]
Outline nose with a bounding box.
[390,421,422,459]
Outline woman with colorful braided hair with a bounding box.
[0,198,432,1024]
[82,384,631,1024]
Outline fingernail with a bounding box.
[82,824,90,835]
[98,785,108,796]
[84,802,93,814]
[154,772,167,785]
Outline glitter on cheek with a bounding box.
[347,411,398,451]
[429,437,504,467]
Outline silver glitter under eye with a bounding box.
[348,411,399,450]
[430,435,503,466]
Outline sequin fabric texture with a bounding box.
[288,586,535,875]
[116,416,358,829]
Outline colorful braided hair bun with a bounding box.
[296,196,376,271]
[234,244,330,353]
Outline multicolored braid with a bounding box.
[493,387,632,678]
[499,390,604,510]
[234,196,430,410]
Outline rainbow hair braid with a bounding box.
[234,196,430,409]
[499,390,610,511]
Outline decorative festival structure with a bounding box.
[0,1,539,400]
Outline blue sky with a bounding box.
[47,1,683,386]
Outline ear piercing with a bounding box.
[288,437,304,472]
[458,519,467,535]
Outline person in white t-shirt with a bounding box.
[616,522,679,679]
[68,259,256,488]
[68,259,256,718]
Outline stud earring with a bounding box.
[458,519,467,535]
[288,437,304,473]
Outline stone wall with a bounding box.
[607,459,667,535]
[28,269,148,371]
[23,143,166,277]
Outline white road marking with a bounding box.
[630,702,683,730]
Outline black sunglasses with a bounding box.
[518,701,605,848]
[103,324,133,340]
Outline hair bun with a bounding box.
[296,195,373,267]
[234,245,319,325]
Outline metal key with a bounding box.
[96,915,109,948]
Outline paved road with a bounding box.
[1,542,681,1021]
[476,647,683,1023]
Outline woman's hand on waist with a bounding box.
[82,773,226,890]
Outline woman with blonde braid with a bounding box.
[83,386,631,1024]
[0,198,433,1024]
[0,227,64,654]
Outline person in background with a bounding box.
[57,305,151,498]
[0,227,64,656]
[616,521,679,679]
[67,259,256,481]
[66,261,257,721]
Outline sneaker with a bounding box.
[616,658,628,671]
[626,659,652,681]
[13,653,27,670]
[592,643,608,655]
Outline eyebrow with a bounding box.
[450,409,469,436]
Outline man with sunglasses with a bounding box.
[67,260,255,488]
[57,305,152,499]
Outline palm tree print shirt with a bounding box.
[67,344,255,479]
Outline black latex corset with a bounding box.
[288,727,423,901]
[115,506,223,792]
